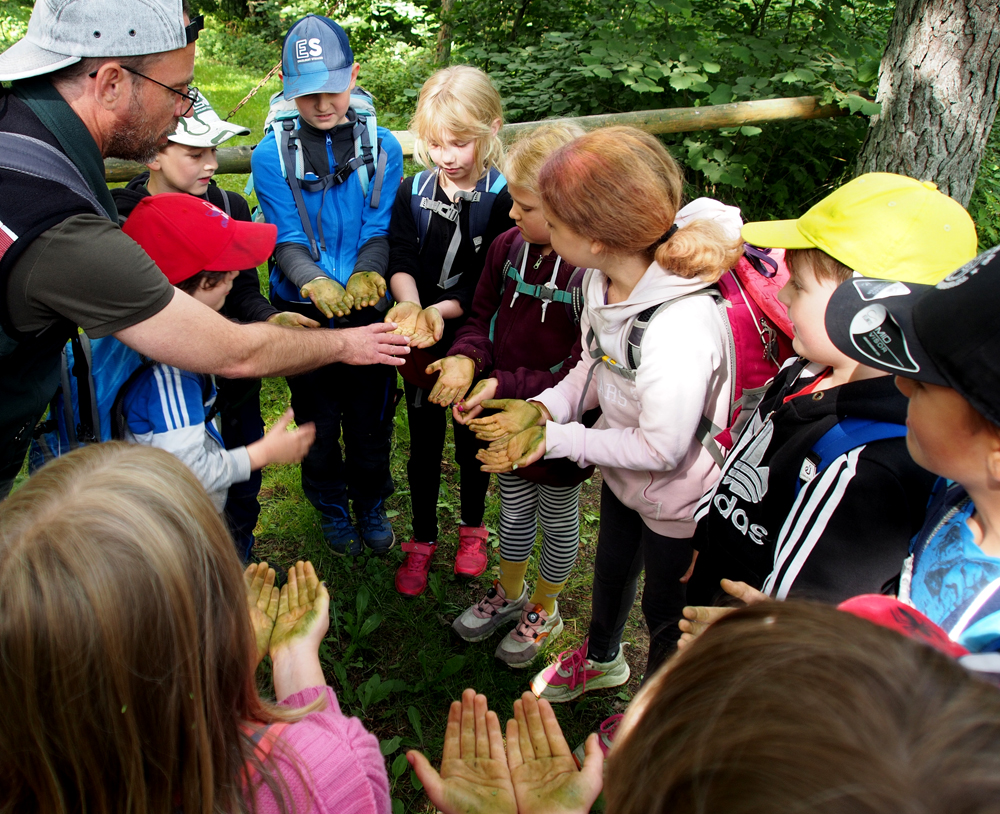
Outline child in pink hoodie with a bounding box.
[473,126,743,701]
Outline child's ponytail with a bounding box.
[538,126,742,281]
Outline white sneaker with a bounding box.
[495,603,564,669]
[451,580,528,642]
[529,638,630,703]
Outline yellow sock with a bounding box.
[499,558,529,600]
[530,577,567,615]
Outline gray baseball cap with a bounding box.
[0,0,194,82]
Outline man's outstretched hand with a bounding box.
[335,322,410,366]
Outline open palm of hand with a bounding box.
[347,271,387,309]
[468,399,542,442]
[269,561,329,656]
[477,426,546,472]
[244,562,279,667]
[411,306,443,349]
[385,301,421,338]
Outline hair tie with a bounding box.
[656,223,678,246]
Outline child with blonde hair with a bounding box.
[0,443,389,814]
[386,65,514,596]
[473,126,743,703]
[424,123,590,666]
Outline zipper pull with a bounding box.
[533,255,544,270]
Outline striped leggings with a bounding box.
[498,472,581,584]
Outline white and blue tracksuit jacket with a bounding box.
[122,363,251,511]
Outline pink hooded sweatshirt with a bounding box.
[533,198,742,538]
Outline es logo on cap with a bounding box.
[294,38,323,61]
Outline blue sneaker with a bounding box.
[356,500,395,554]
[322,511,362,556]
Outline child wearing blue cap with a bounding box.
[251,14,404,557]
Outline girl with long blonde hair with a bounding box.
[0,443,389,814]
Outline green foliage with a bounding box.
[457,0,890,217]
[0,0,30,48]
[970,118,1000,251]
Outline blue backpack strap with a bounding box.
[278,119,321,262]
[409,170,436,246]
[795,417,907,495]
[467,167,507,250]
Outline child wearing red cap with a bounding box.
[119,194,316,517]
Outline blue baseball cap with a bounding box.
[281,14,355,101]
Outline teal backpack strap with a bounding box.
[488,235,530,343]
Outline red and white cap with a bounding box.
[122,193,276,285]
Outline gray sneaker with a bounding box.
[495,602,564,669]
[452,580,529,642]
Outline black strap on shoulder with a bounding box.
[70,332,100,444]
[109,356,155,441]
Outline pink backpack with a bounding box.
[581,245,794,466]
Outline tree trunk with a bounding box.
[856,0,1000,207]
[436,0,455,66]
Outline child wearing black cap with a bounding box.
[119,194,316,518]
[687,173,978,607]
[824,246,1000,651]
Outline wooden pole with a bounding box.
[103,95,848,181]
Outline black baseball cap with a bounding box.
[825,245,1000,426]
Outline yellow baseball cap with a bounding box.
[741,173,977,284]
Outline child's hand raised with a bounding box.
[468,399,543,441]
[346,271,387,310]
[454,378,498,423]
[427,355,476,406]
[300,277,354,318]
[476,426,546,473]
[677,579,767,649]
[244,561,279,668]
[247,408,316,470]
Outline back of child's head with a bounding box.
[122,193,275,288]
[743,172,977,286]
[410,65,504,175]
[0,443,278,813]
[537,126,742,281]
[504,122,585,194]
[606,600,1000,814]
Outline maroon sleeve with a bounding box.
[447,227,518,374]
[492,330,586,401]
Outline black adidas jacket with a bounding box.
[688,358,936,605]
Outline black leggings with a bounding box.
[588,482,694,678]
[403,382,490,542]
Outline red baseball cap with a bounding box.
[122,193,277,285]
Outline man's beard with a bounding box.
[106,90,179,164]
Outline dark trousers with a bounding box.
[217,378,265,562]
[404,381,489,542]
[288,359,396,517]
[588,482,694,678]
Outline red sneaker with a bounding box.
[454,524,489,577]
[395,540,437,597]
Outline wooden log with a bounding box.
[103,95,847,181]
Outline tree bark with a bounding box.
[856,0,1000,207]
[436,0,455,66]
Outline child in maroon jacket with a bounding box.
[427,124,593,668]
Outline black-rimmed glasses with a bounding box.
[88,65,199,116]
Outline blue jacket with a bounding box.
[251,119,403,303]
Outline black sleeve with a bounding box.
[387,176,420,283]
[274,242,326,291]
[221,190,279,324]
[353,235,389,277]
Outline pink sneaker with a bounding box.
[454,524,489,577]
[395,540,436,597]
[529,638,630,703]
[572,713,623,767]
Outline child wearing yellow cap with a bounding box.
[687,173,977,606]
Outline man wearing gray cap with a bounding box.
[0,0,409,494]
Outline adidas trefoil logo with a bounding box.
[721,418,773,504]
